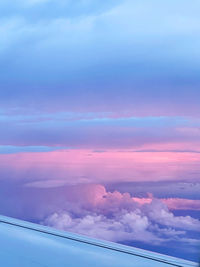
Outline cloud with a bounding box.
[43,211,162,244]
[163,198,200,211]
[108,181,200,199]
[0,145,67,154]
[1,149,200,184]
[1,0,200,117]
[145,200,200,232]
[1,114,200,149]
[0,180,199,260]
[41,184,200,247]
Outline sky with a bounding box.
[0,0,200,262]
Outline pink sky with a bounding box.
[1,149,200,186]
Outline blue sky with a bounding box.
[1,0,200,150]
[0,0,200,117]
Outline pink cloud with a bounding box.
[162,198,200,211]
[1,149,200,184]
[41,184,200,246]
[132,197,200,211]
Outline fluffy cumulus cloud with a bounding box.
[42,184,200,247]
[0,179,199,260]
[43,211,159,244]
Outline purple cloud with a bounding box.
[40,184,200,252]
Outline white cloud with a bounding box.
[41,184,200,246]
[43,211,162,243]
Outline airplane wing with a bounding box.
[0,215,198,267]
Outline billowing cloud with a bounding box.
[0,180,199,260]
[43,211,162,244]
[41,184,200,247]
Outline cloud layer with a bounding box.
[41,184,200,258]
[1,149,200,185]
[0,177,199,260]
[0,0,200,116]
